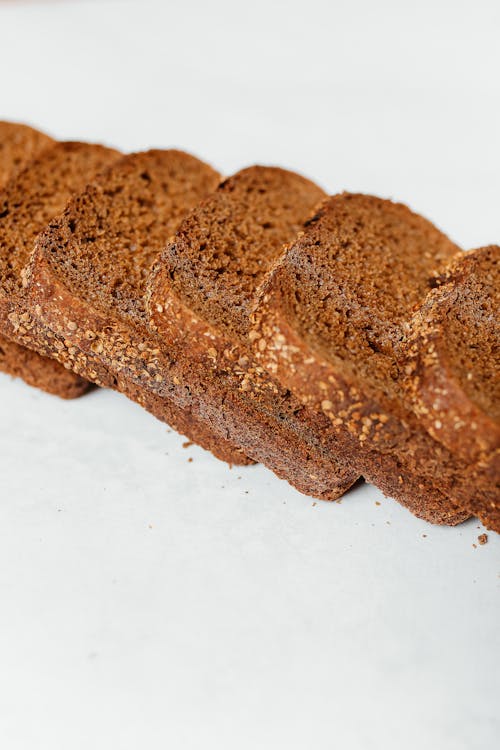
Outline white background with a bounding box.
[0,1,499,748]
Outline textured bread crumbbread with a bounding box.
[402,245,499,530]
[23,149,252,464]
[0,139,120,397]
[147,166,359,499]
[0,122,84,396]
[250,193,474,525]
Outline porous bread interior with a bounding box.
[41,150,220,325]
[162,166,326,340]
[438,246,499,420]
[271,193,460,396]
[0,121,54,186]
[0,141,119,298]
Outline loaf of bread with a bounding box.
[1,117,495,531]
[0,138,120,397]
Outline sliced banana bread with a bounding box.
[0,139,120,397]
[23,150,251,464]
[402,245,499,530]
[250,193,472,524]
[147,166,358,500]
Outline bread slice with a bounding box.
[250,193,472,524]
[147,166,358,499]
[402,245,499,530]
[0,122,83,396]
[23,150,252,464]
[0,138,120,397]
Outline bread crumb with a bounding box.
[478,533,488,545]
[375,501,381,506]
[182,441,193,449]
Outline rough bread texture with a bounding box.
[24,150,251,464]
[402,246,499,530]
[0,122,84,396]
[0,139,120,397]
[250,193,472,525]
[147,166,359,500]
[0,121,54,184]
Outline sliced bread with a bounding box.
[0,121,84,397]
[23,150,251,464]
[147,166,359,499]
[250,193,472,524]
[0,139,120,397]
[402,245,499,530]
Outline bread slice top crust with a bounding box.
[35,150,221,328]
[253,193,461,402]
[0,141,120,308]
[149,165,326,345]
[403,245,500,464]
[0,121,54,186]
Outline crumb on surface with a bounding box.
[182,441,193,449]
[375,501,381,506]
[478,533,488,545]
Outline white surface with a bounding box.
[0,1,499,748]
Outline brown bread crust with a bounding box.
[147,166,359,500]
[401,246,499,529]
[24,150,251,464]
[0,138,120,397]
[251,193,472,525]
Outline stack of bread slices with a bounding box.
[1,121,498,532]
